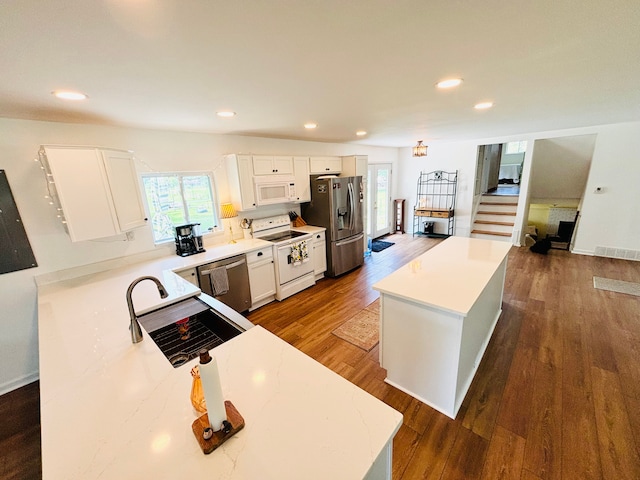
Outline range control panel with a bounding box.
[250,214,291,234]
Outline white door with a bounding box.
[368,163,392,239]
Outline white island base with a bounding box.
[373,236,512,419]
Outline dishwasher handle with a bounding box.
[199,258,246,275]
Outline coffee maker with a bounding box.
[174,223,205,257]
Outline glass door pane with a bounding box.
[368,163,392,239]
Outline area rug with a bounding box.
[332,299,380,351]
[371,240,394,252]
[593,276,640,297]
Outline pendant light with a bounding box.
[413,141,428,157]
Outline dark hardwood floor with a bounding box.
[0,381,41,480]
[3,233,639,479]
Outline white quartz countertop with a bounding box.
[292,225,326,234]
[372,236,512,315]
[37,238,402,479]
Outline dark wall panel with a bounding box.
[0,170,37,274]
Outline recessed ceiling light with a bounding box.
[52,90,87,101]
[356,130,367,136]
[304,123,317,129]
[436,78,463,89]
[474,102,494,110]
[216,111,236,117]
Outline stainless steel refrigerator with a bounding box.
[303,176,364,277]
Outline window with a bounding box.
[142,172,219,243]
[505,141,528,154]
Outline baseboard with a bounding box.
[0,371,39,396]
[571,248,594,256]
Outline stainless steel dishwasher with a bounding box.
[196,254,251,313]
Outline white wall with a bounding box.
[573,122,640,254]
[0,118,398,393]
[394,122,640,255]
[529,134,596,201]
[396,141,480,237]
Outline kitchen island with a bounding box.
[37,240,402,479]
[372,236,512,419]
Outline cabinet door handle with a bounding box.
[257,251,263,257]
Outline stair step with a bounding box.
[475,220,515,226]
[481,195,519,202]
[471,229,512,237]
[477,210,516,216]
[480,202,518,206]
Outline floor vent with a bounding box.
[594,246,640,261]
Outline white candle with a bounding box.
[198,349,227,432]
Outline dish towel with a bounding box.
[290,240,309,266]
[210,266,229,296]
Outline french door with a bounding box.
[367,163,392,239]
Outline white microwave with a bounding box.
[254,176,297,206]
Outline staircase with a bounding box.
[471,194,518,242]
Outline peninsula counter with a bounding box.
[37,241,402,479]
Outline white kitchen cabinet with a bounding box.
[41,145,147,242]
[175,267,198,286]
[225,154,256,211]
[247,246,276,310]
[309,156,342,174]
[293,156,311,203]
[341,155,368,179]
[311,230,327,279]
[252,155,294,175]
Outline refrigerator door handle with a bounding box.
[347,182,355,232]
[335,232,364,247]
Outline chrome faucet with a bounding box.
[126,276,169,344]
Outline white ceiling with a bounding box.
[2,1,639,147]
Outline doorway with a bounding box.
[367,163,392,239]
[471,142,526,241]
[524,134,596,249]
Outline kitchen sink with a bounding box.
[137,296,243,368]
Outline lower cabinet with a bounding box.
[311,231,327,279]
[247,246,276,310]
[175,267,198,286]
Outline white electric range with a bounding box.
[251,214,315,301]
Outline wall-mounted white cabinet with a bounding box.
[341,155,368,180]
[252,155,294,175]
[293,156,311,203]
[310,156,342,174]
[225,154,257,211]
[41,146,147,242]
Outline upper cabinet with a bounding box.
[252,155,294,175]
[225,154,257,211]
[309,156,342,174]
[40,146,147,242]
[341,155,368,180]
[293,156,311,203]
